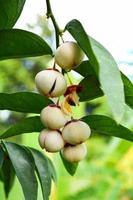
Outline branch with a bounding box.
[46,0,61,48]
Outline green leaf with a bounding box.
[66,19,125,121]
[0,0,26,29]
[0,147,4,169]
[0,92,52,113]
[3,142,38,200]
[0,29,52,60]
[121,73,133,110]
[0,116,44,139]
[0,157,15,198]
[75,61,103,101]
[76,61,133,110]
[60,152,78,176]
[47,158,57,183]
[66,20,99,73]
[82,115,133,142]
[75,60,96,77]
[79,77,103,102]
[29,148,52,200]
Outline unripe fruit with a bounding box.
[62,120,91,145]
[55,42,84,70]
[38,129,48,149]
[40,130,64,152]
[61,143,87,163]
[40,105,67,129]
[35,69,67,97]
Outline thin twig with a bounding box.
[46,0,61,48]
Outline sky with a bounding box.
[15,0,133,77]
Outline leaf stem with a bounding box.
[46,0,61,48]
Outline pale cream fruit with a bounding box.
[40,105,67,129]
[35,69,67,97]
[55,42,84,70]
[62,120,91,145]
[44,130,64,152]
[61,143,87,163]
[38,129,49,149]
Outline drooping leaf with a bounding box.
[0,92,52,113]
[0,147,4,169]
[0,157,15,198]
[0,0,26,29]
[79,77,103,102]
[3,142,38,200]
[76,61,133,110]
[82,115,133,142]
[66,20,125,121]
[60,152,78,176]
[75,60,96,77]
[29,148,52,200]
[0,116,44,139]
[0,29,52,60]
[75,61,103,101]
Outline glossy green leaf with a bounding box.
[0,147,4,169]
[29,148,52,200]
[76,61,103,101]
[76,61,133,110]
[0,92,52,113]
[60,152,78,176]
[3,142,38,200]
[0,157,15,198]
[82,115,133,142]
[75,60,96,77]
[0,29,52,60]
[79,77,103,102]
[0,0,26,29]
[66,20,125,121]
[0,116,44,139]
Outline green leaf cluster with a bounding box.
[0,142,56,200]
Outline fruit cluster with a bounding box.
[35,42,91,163]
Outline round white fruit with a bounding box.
[38,129,49,149]
[35,69,67,97]
[44,130,64,152]
[62,120,91,145]
[55,42,84,70]
[61,143,87,163]
[40,105,67,129]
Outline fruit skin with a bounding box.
[61,143,87,163]
[38,129,48,149]
[62,120,91,145]
[55,42,84,70]
[35,69,67,97]
[40,105,67,129]
[39,130,64,152]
